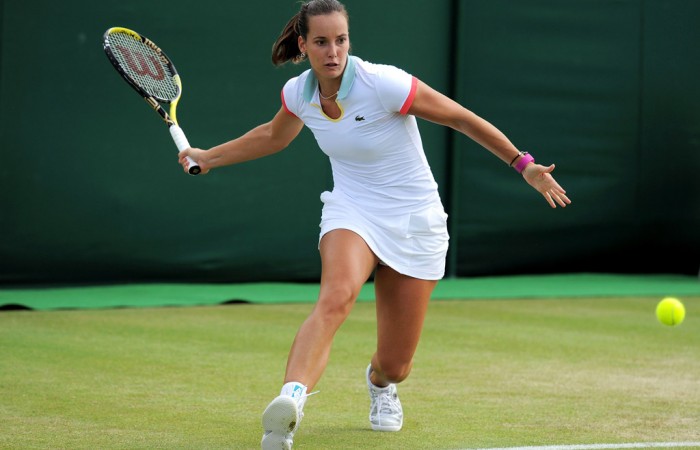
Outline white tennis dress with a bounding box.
[281,56,449,280]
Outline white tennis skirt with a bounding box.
[318,190,449,280]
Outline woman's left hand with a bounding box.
[522,163,571,208]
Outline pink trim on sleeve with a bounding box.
[281,89,297,117]
[399,76,418,115]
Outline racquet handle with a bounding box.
[170,125,201,175]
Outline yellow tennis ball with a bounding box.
[656,297,685,326]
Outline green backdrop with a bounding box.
[1,0,698,284]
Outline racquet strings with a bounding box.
[106,31,179,102]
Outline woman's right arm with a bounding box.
[177,107,304,174]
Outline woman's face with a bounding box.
[299,12,350,82]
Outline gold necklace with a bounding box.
[319,89,339,100]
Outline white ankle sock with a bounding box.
[280,381,308,412]
[281,382,306,399]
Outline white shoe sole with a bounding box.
[261,395,299,449]
[261,431,292,450]
[262,395,299,433]
[371,422,402,432]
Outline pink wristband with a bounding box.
[514,153,535,173]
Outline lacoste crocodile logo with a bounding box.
[355,115,365,122]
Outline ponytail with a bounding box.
[271,13,304,66]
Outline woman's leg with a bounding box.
[284,229,379,390]
[369,266,438,387]
[362,265,437,432]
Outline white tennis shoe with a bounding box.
[261,395,299,450]
[366,364,403,432]
[261,383,309,450]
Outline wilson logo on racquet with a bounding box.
[115,46,165,80]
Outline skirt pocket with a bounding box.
[407,206,449,255]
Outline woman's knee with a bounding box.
[314,284,358,323]
[373,358,413,384]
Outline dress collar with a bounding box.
[303,55,357,103]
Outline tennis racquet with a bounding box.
[103,27,200,175]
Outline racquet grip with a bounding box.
[170,125,201,175]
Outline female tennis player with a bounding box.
[178,1,571,448]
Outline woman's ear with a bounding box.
[298,35,306,54]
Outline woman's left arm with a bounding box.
[408,79,571,208]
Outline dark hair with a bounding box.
[272,0,349,66]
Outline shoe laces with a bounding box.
[372,385,401,416]
[294,390,319,423]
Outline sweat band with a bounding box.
[514,153,535,173]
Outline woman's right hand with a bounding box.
[178,148,210,175]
